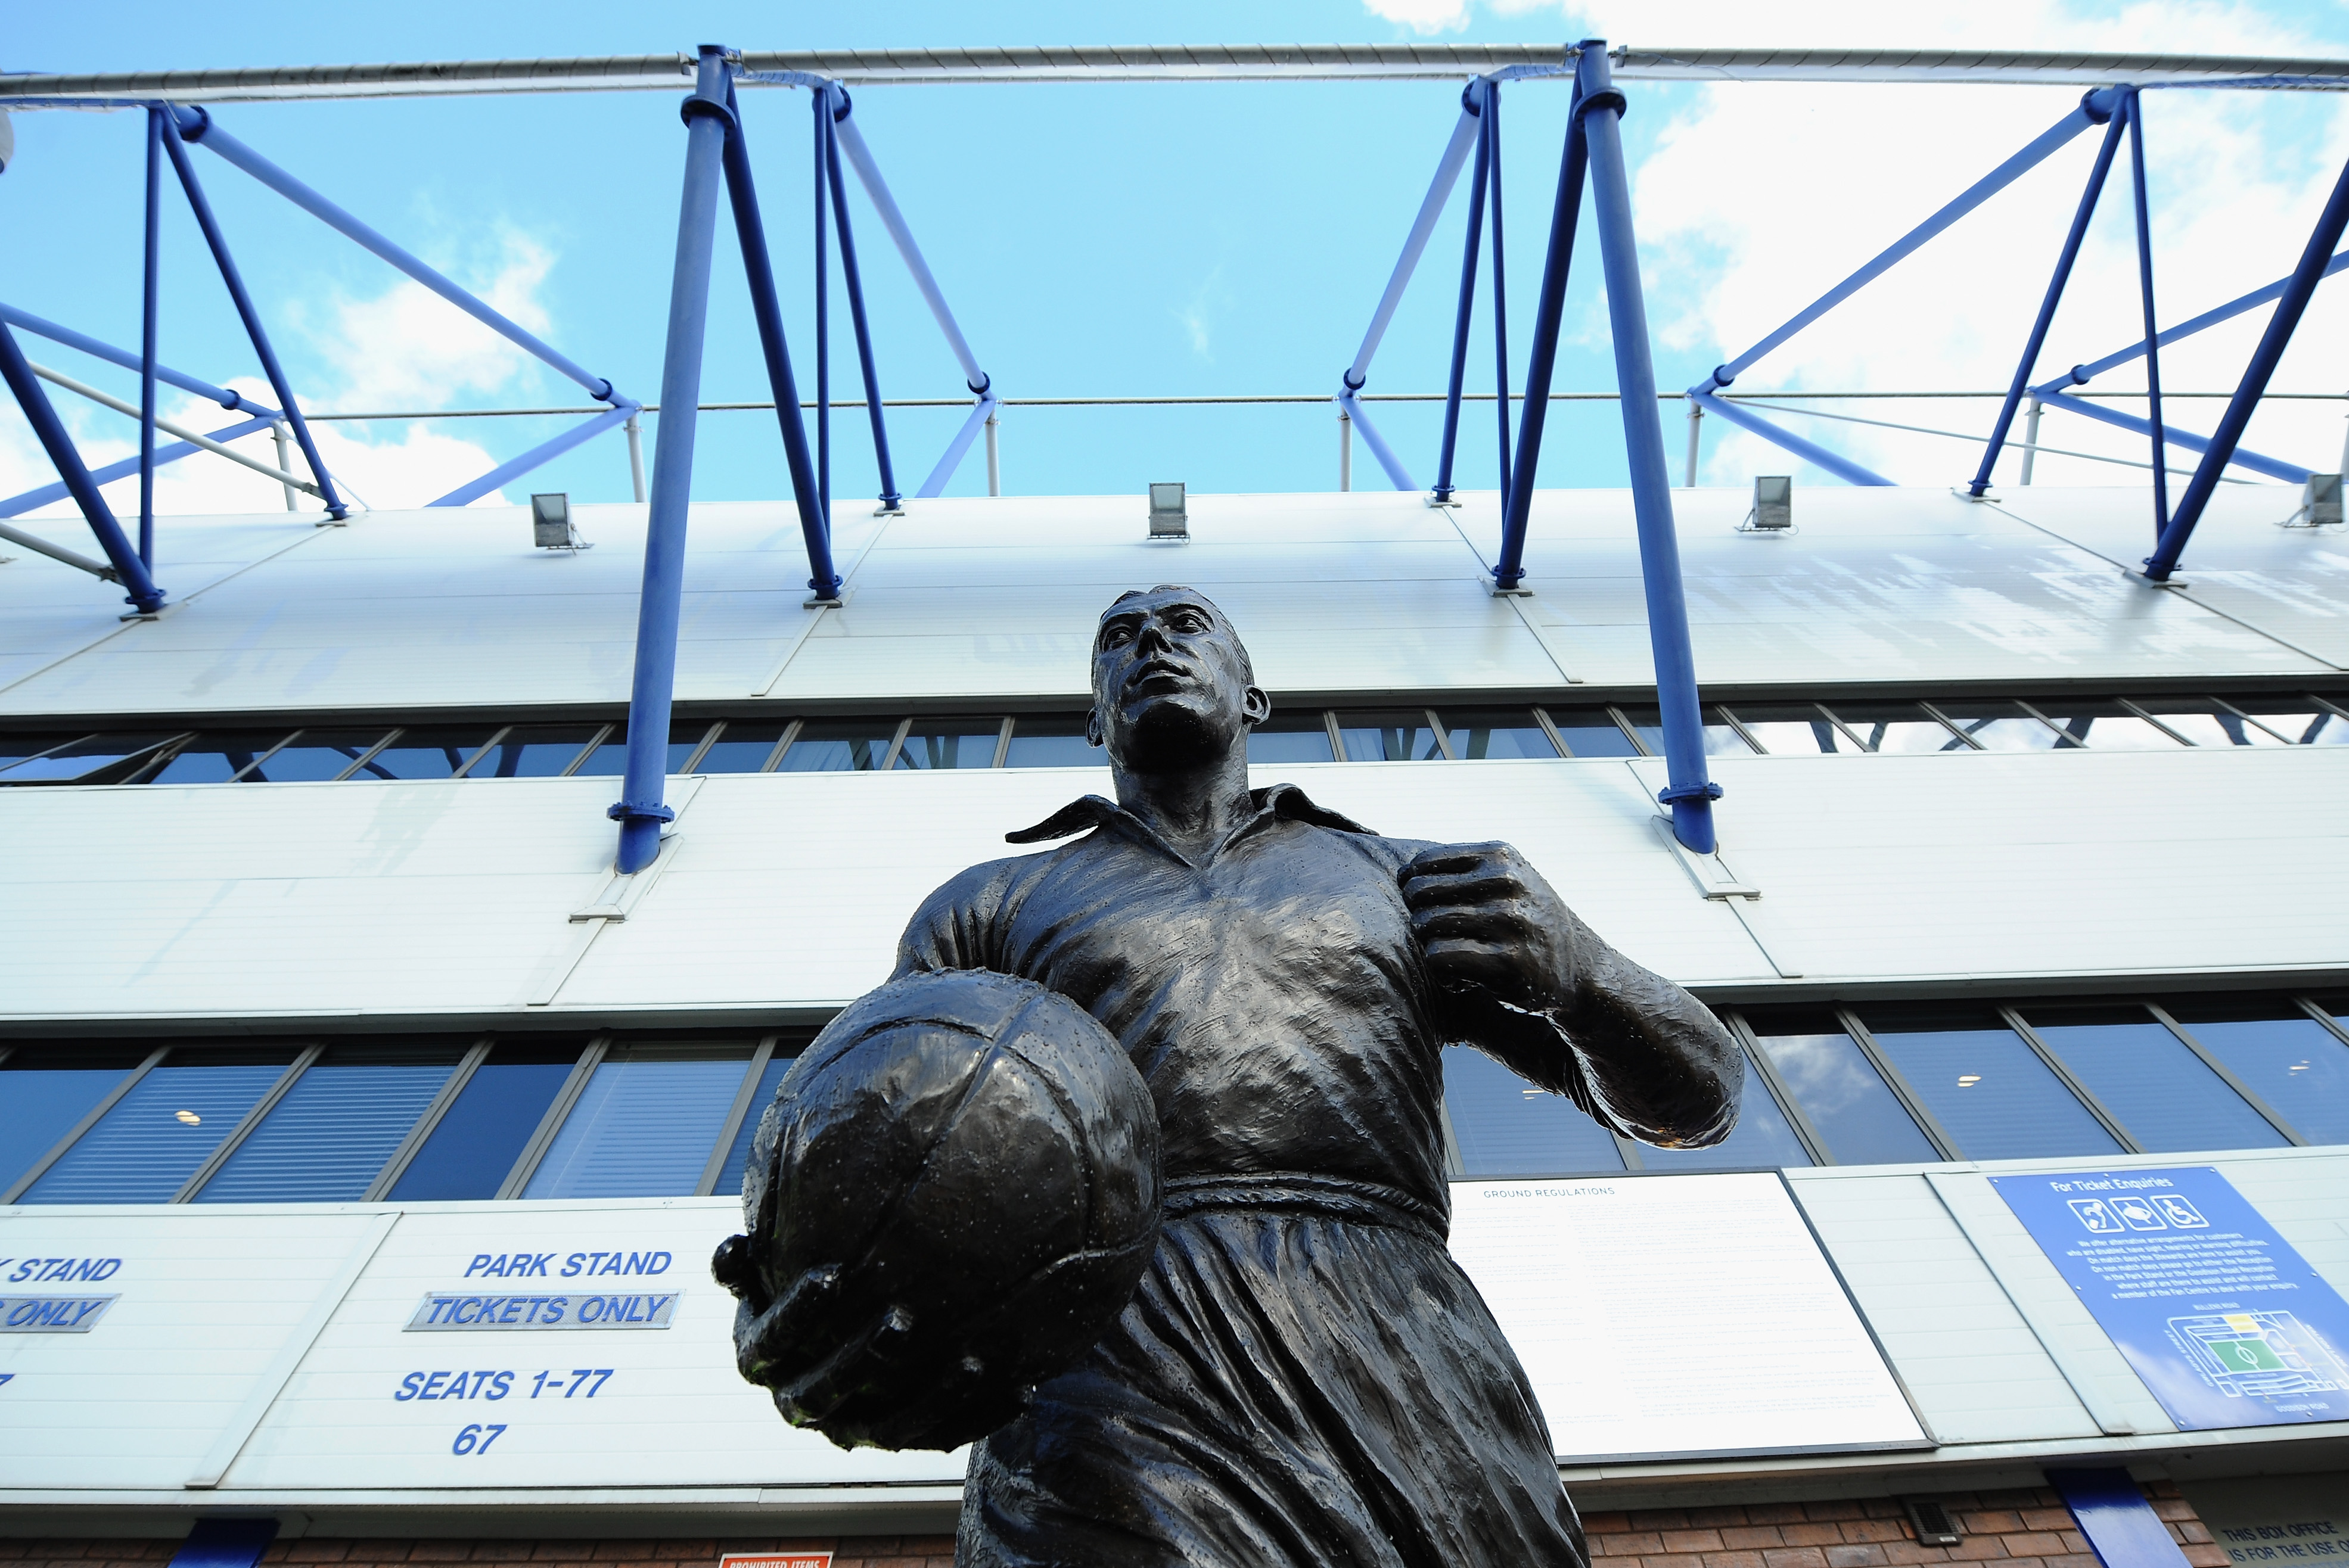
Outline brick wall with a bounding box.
[1583,1479,2224,1568]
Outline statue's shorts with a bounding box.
[959,1174,1591,1568]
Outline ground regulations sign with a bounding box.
[1447,1171,1928,1461]
[1991,1166,2349,1430]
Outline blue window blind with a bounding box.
[1443,1047,1625,1177]
[1338,713,1444,762]
[195,1043,465,1202]
[780,721,899,772]
[23,1050,299,1203]
[1745,1015,1940,1165]
[2168,1007,2349,1146]
[248,730,394,782]
[693,722,789,773]
[714,1053,797,1198]
[893,721,1005,770]
[390,1042,586,1202]
[1637,1051,1814,1171]
[464,726,601,779]
[1865,1012,2121,1161]
[523,1044,754,1199]
[1244,715,1335,764]
[2027,1009,2290,1153]
[150,732,291,783]
[1542,714,1639,758]
[1437,710,1558,760]
[0,1047,144,1194]
[1003,717,1101,769]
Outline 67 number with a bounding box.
[452,1423,508,1455]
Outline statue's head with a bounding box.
[1086,586,1269,774]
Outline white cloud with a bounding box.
[1365,0,1474,35]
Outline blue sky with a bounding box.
[7,0,2349,518]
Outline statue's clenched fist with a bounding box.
[1400,841,1579,1016]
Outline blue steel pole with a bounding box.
[1494,73,1591,590]
[720,81,838,596]
[159,116,348,521]
[2034,250,2349,397]
[2127,91,2170,536]
[0,322,166,612]
[822,86,902,512]
[0,303,279,418]
[1433,82,1490,504]
[1,414,275,519]
[813,89,831,521]
[1968,99,2123,496]
[1580,42,1720,853]
[2033,391,2307,483]
[139,105,162,568]
[613,45,732,875]
[1487,79,1513,512]
[2146,149,2349,581]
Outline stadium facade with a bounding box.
[1,478,2345,1568]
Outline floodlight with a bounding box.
[1742,475,1793,533]
[2291,472,2344,528]
[1148,481,1188,540]
[532,492,590,550]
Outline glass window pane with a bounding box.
[462,725,603,779]
[0,735,92,775]
[568,721,707,779]
[1725,704,1852,755]
[0,1046,145,1194]
[523,1043,754,1198]
[1929,702,2065,752]
[148,732,294,783]
[1336,711,1444,762]
[1744,1010,1940,1164]
[1864,1009,2122,1161]
[694,721,791,773]
[2023,702,2181,751]
[2024,1006,2288,1153]
[1246,714,1336,764]
[0,733,179,783]
[2123,698,2285,748]
[1637,1052,1814,1171]
[2229,699,2348,746]
[389,1041,585,1202]
[195,1042,465,1202]
[714,1052,796,1198]
[1819,703,1969,755]
[1437,710,1559,760]
[362,727,503,780]
[2167,1004,2349,1146]
[894,719,1005,770]
[1002,715,1105,769]
[1443,1046,1625,1176]
[21,1048,300,1203]
[242,729,395,782]
[780,719,901,772]
[1540,709,1639,758]
[1614,704,1751,757]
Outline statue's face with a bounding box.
[1088,589,1269,771]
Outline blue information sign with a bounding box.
[1991,1167,2349,1430]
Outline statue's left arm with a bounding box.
[1400,841,1741,1149]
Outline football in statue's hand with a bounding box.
[713,969,1161,1452]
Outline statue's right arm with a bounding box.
[890,858,1023,979]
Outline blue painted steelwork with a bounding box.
[719,79,838,597]
[2034,250,2349,396]
[612,45,732,875]
[167,1519,279,1568]
[1968,108,2127,495]
[2037,391,2310,483]
[1433,80,1490,505]
[2126,91,2171,533]
[813,86,833,518]
[916,392,1000,499]
[2046,1470,2190,1568]
[0,303,279,418]
[139,106,162,568]
[1494,74,1590,590]
[1692,89,2122,399]
[830,111,992,394]
[821,86,902,512]
[1337,388,1418,491]
[1486,78,1514,512]
[157,116,349,521]
[2146,148,2349,580]
[1580,42,1719,854]
[0,321,167,612]
[1690,391,1896,487]
[428,405,638,508]
[0,415,275,519]
[1343,105,1482,399]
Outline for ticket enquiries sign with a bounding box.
[1991,1166,2349,1430]
[719,1555,831,1568]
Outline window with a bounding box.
[0,1046,144,1196]
[781,719,901,772]
[389,1041,587,1201]
[1818,702,1968,755]
[1436,710,1557,760]
[1002,715,1102,768]
[2021,702,2183,751]
[894,719,1007,770]
[691,720,791,773]
[521,1043,755,1198]
[246,729,396,782]
[1540,708,1639,758]
[2024,1006,2289,1153]
[1925,702,2067,751]
[20,1048,300,1204]
[147,732,294,783]
[1862,1009,2121,1161]
[1614,704,1754,757]
[2166,1003,2349,1146]
[1635,1050,1814,1171]
[714,1051,797,1196]
[566,721,717,779]
[194,1042,467,1202]
[2120,698,2288,748]
[1741,1011,1940,1164]
[1337,711,1445,762]
[1442,1047,1624,1176]
[1726,704,1857,755]
[0,733,180,783]
[461,725,606,778]
[365,727,505,779]
[1246,714,1336,764]
[2228,696,2348,746]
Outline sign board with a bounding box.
[720,1557,832,1568]
[1446,1172,1928,1461]
[1991,1166,2349,1430]
[2186,1476,2349,1567]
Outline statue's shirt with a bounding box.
[893,785,1454,1216]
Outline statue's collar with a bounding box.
[1006,783,1373,853]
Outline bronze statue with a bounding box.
[725,586,1741,1567]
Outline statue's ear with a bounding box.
[1242,686,1272,727]
[1085,708,1105,748]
